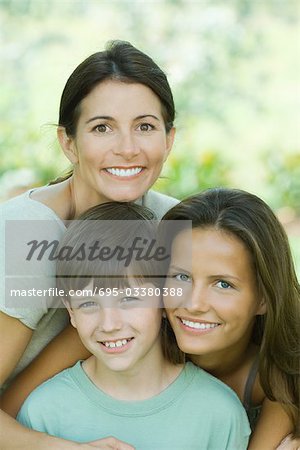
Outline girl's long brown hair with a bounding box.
[161,188,300,435]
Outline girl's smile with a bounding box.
[177,316,221,334]
[165,227,266,364]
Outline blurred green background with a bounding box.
[0,0,299,277]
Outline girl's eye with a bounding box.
[173,273,191,283]
[94,124,110,133]
[216,280,232,289]
[138,123,154,132]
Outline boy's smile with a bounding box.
[99,337,134,353]
[67,283,164,376]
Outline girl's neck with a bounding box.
[190,340,258,380]
[190,341,259,403]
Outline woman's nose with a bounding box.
[113,131,140,160]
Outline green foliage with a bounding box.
[0,0,299,275]
[154,149,231,200]
[264,151,300,214]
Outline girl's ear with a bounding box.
[57,127,78,164]
[256,298,267,316]
[63,298,77,329]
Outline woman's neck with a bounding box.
[30,176,105,220]
[30,179,74,220]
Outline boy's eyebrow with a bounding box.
[85,114,160,124]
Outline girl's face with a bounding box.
[164,228,266,364]
[60,79,175,207]
[67,282,163,375]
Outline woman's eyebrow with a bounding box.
[85,115,114,124]
[135,114,160,121]
[85,114,160,124]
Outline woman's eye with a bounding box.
[216,280,232,289]
[138,123,154,132]
[173,273,191,283]
[94,124,110,133]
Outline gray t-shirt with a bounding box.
[0,188,178,392]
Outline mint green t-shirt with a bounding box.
[18,362,250,449]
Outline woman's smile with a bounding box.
[64,80,175,207]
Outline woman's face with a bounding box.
[60,79,175,206]
[164,227,266,364]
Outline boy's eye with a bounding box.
[78,300,99,309]
[216,280,232,289]
[172,273,191,283]
[137,123,154,132]
[120,297,140,307]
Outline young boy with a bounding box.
[17,202,250,449]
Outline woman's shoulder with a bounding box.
[143,190,179,219]
[1,189,62,221]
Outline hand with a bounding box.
[83,437,135,450]
[276,435,300,450]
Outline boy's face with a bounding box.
[66,281,163,374]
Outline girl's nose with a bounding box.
[185,284,210,314]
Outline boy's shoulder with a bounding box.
[185,362,247,414]
[17,362,81,422]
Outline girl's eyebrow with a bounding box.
[85,114,160,125]
[208,274,241,282]
[168,264,192,275]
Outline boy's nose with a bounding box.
[100,307,123,332]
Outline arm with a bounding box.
[0,414,135,450]
[1,322,91,417]
[276,435,300,450]
[248,398,293,450]
[0,312,134,450]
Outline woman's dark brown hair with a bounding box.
[161,187,300,435]
[51,40,175,185]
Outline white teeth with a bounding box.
[181,319,219,330]
[106,167,142,177]
[103,339,130,348]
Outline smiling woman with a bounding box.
[0,40,178,450]
[57,80,175,210]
